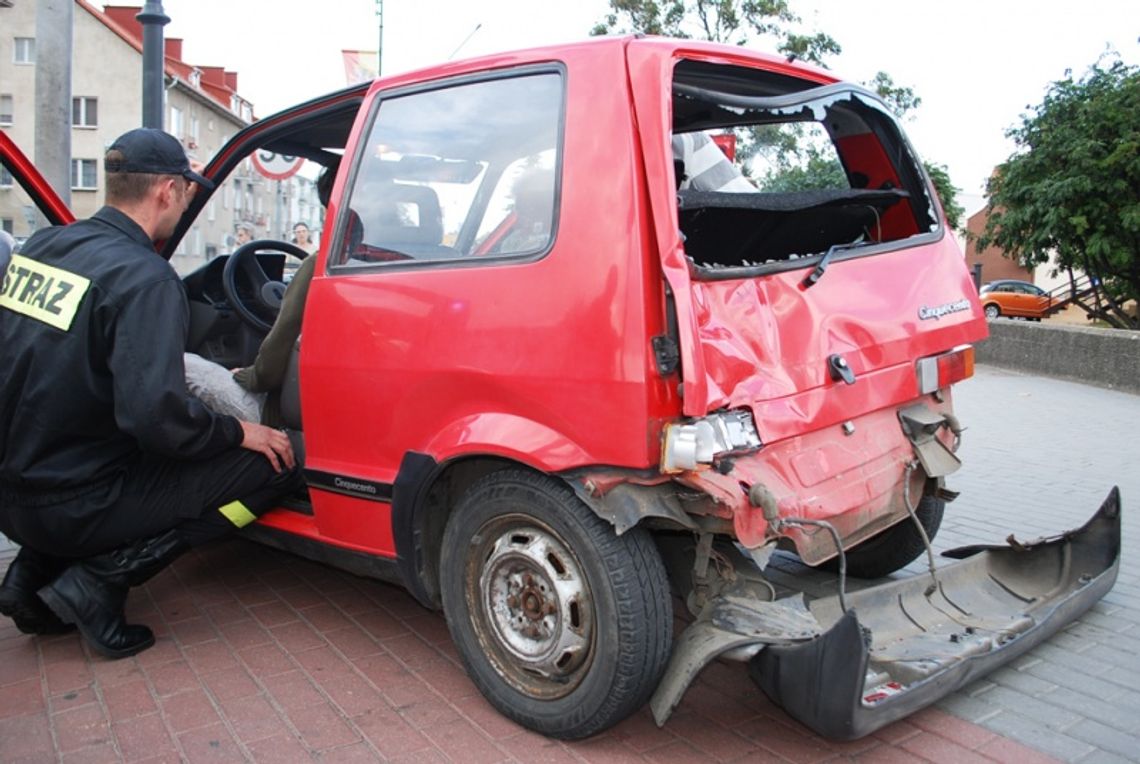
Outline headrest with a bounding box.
[369,184,443,247]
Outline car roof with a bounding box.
[982,279,1036,289]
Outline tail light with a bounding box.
[661,409,762,473]
[916,345,975,395]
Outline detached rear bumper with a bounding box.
[652,487,1121,740]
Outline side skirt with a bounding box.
[240,523,407,590]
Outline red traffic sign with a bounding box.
[251,150,304,180]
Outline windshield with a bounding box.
[671,61,939,277]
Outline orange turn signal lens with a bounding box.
[917,345,974,395]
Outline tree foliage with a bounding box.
[592,0,964,231]
[979,59,1139,329]
[591,0,839,66]
[924,163,963,233]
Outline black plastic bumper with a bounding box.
[750,487,1121,740]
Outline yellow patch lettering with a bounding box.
[0,254,91,331]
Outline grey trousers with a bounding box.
[183,353,266,424]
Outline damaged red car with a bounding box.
[3,36,1120,742]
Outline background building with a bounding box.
[0,1,321,273]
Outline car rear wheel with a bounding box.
[820,495,945,579]
[439,469,672,739]
[983,303,1001,319]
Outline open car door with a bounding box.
[0,131,75,233]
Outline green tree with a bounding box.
[591,0,839,65]
[592,0,964,232]
[979,59,1139,329]
[924,162,964,234]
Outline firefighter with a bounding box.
[0,128,302,659]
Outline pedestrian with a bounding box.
[233,220,255,250]
[292,221,318,255]
[0,128,302,659]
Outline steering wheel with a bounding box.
[222,239,310,333]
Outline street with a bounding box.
[2,365,1137,762]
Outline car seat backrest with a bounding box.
[367,184,444,248]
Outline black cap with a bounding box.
[105,128,215,190]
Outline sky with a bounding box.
[155,0,1140,215]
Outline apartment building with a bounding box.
[0,1,320,274]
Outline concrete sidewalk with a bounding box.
[1,366,1136,762]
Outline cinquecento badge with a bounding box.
[918,299,971,321]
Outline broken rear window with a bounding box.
[671,60,939,277]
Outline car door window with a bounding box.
[330,71,563,268]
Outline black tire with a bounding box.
[439,469,673,739]
[983,303,1001,319]
[820,496,945,579]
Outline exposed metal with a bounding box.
[898,404,962,478]
[468,517,593,699]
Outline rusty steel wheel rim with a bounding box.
[468,515,594,699]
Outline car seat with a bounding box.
[364,184,448,258]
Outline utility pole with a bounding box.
[375,0,384,76]
[34,0,73,223]
[137,1,170,129]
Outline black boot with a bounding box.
[0,546,76,635]
[38,530,190,659]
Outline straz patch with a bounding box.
[0,254,91,331]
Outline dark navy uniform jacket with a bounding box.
[0,206,242,496]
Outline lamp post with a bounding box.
[137,1,170,129]
[375,0,384,77]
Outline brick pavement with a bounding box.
[1,365,1135,763]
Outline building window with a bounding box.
[0,94,13,125]
[71,159,97,190]
[1,218,13,235]
[14,37,35,64]
[170,105,183,138]
[190,116,200,145]
[72,97,98,128]
[0,167,13,188]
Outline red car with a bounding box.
[3,37,1119,742]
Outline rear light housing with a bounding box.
[661,409,762,473]
[916,345,975,395]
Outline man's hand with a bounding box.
[189,160,208,196]
[239,421,295,472]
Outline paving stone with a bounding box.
[990,666,1059,697]
[1023,662,1132,702]
[1031,687,1139,734]
[1062,719,1140,761]
[1076,750,1136,764]
[980,709,1097,761]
